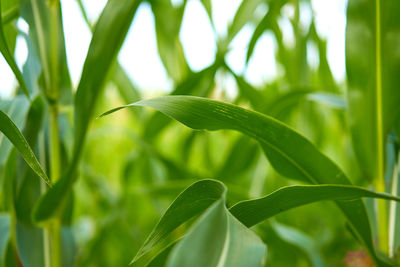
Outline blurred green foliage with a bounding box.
[0,0,400,266]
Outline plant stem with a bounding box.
[50,104,60,182]
[39,131,51,267]
[376,179,388,253]
[374,0,388,254]
[49,104,62,267]
[50,220,62,267]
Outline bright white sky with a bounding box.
[0,0,346,98]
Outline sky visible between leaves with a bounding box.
[0,0,346,98]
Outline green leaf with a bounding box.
[346,0,400,182]
[151,0,189,82]
[0,0,29,98]
[131,179,226,266]
[74,0,140,160]
[229,184,400,228]
[166,200,266,267]
[102,95,391,265]
[0,96,29,165]
[227,0,264,43]
[143,64,218,139]
[0,109,50,186]
[33,0,140,224]
[245,0,285,64]
[131,179,400,266]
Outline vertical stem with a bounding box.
[39,131,51,267]
[50,220,62,267]
[50,105,60,182]
[49,104,62,267]
[375,0,388,253]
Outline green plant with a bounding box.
[1,0,400,266]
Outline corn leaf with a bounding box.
[166,200,266,267]
[0,110,50,186]
[131,179,226,266]
[230,184,400,227]
[103,95,393,266]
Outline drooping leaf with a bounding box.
[0,96,29,165]
[166,200,266,267]
[0,0,29,98]
[229,184,400,228]
[143,64,219,139]
[0,110,50,186]
[102,96,391,265]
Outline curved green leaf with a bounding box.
[0,96,30,165]
[0,0,29,98]
[0,110,50,186]
[131,179,226,266]
[230,184,400,228]
[102,95,391,265]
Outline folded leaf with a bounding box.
[166,200,266,267]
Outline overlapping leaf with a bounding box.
[103,96,393,265]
